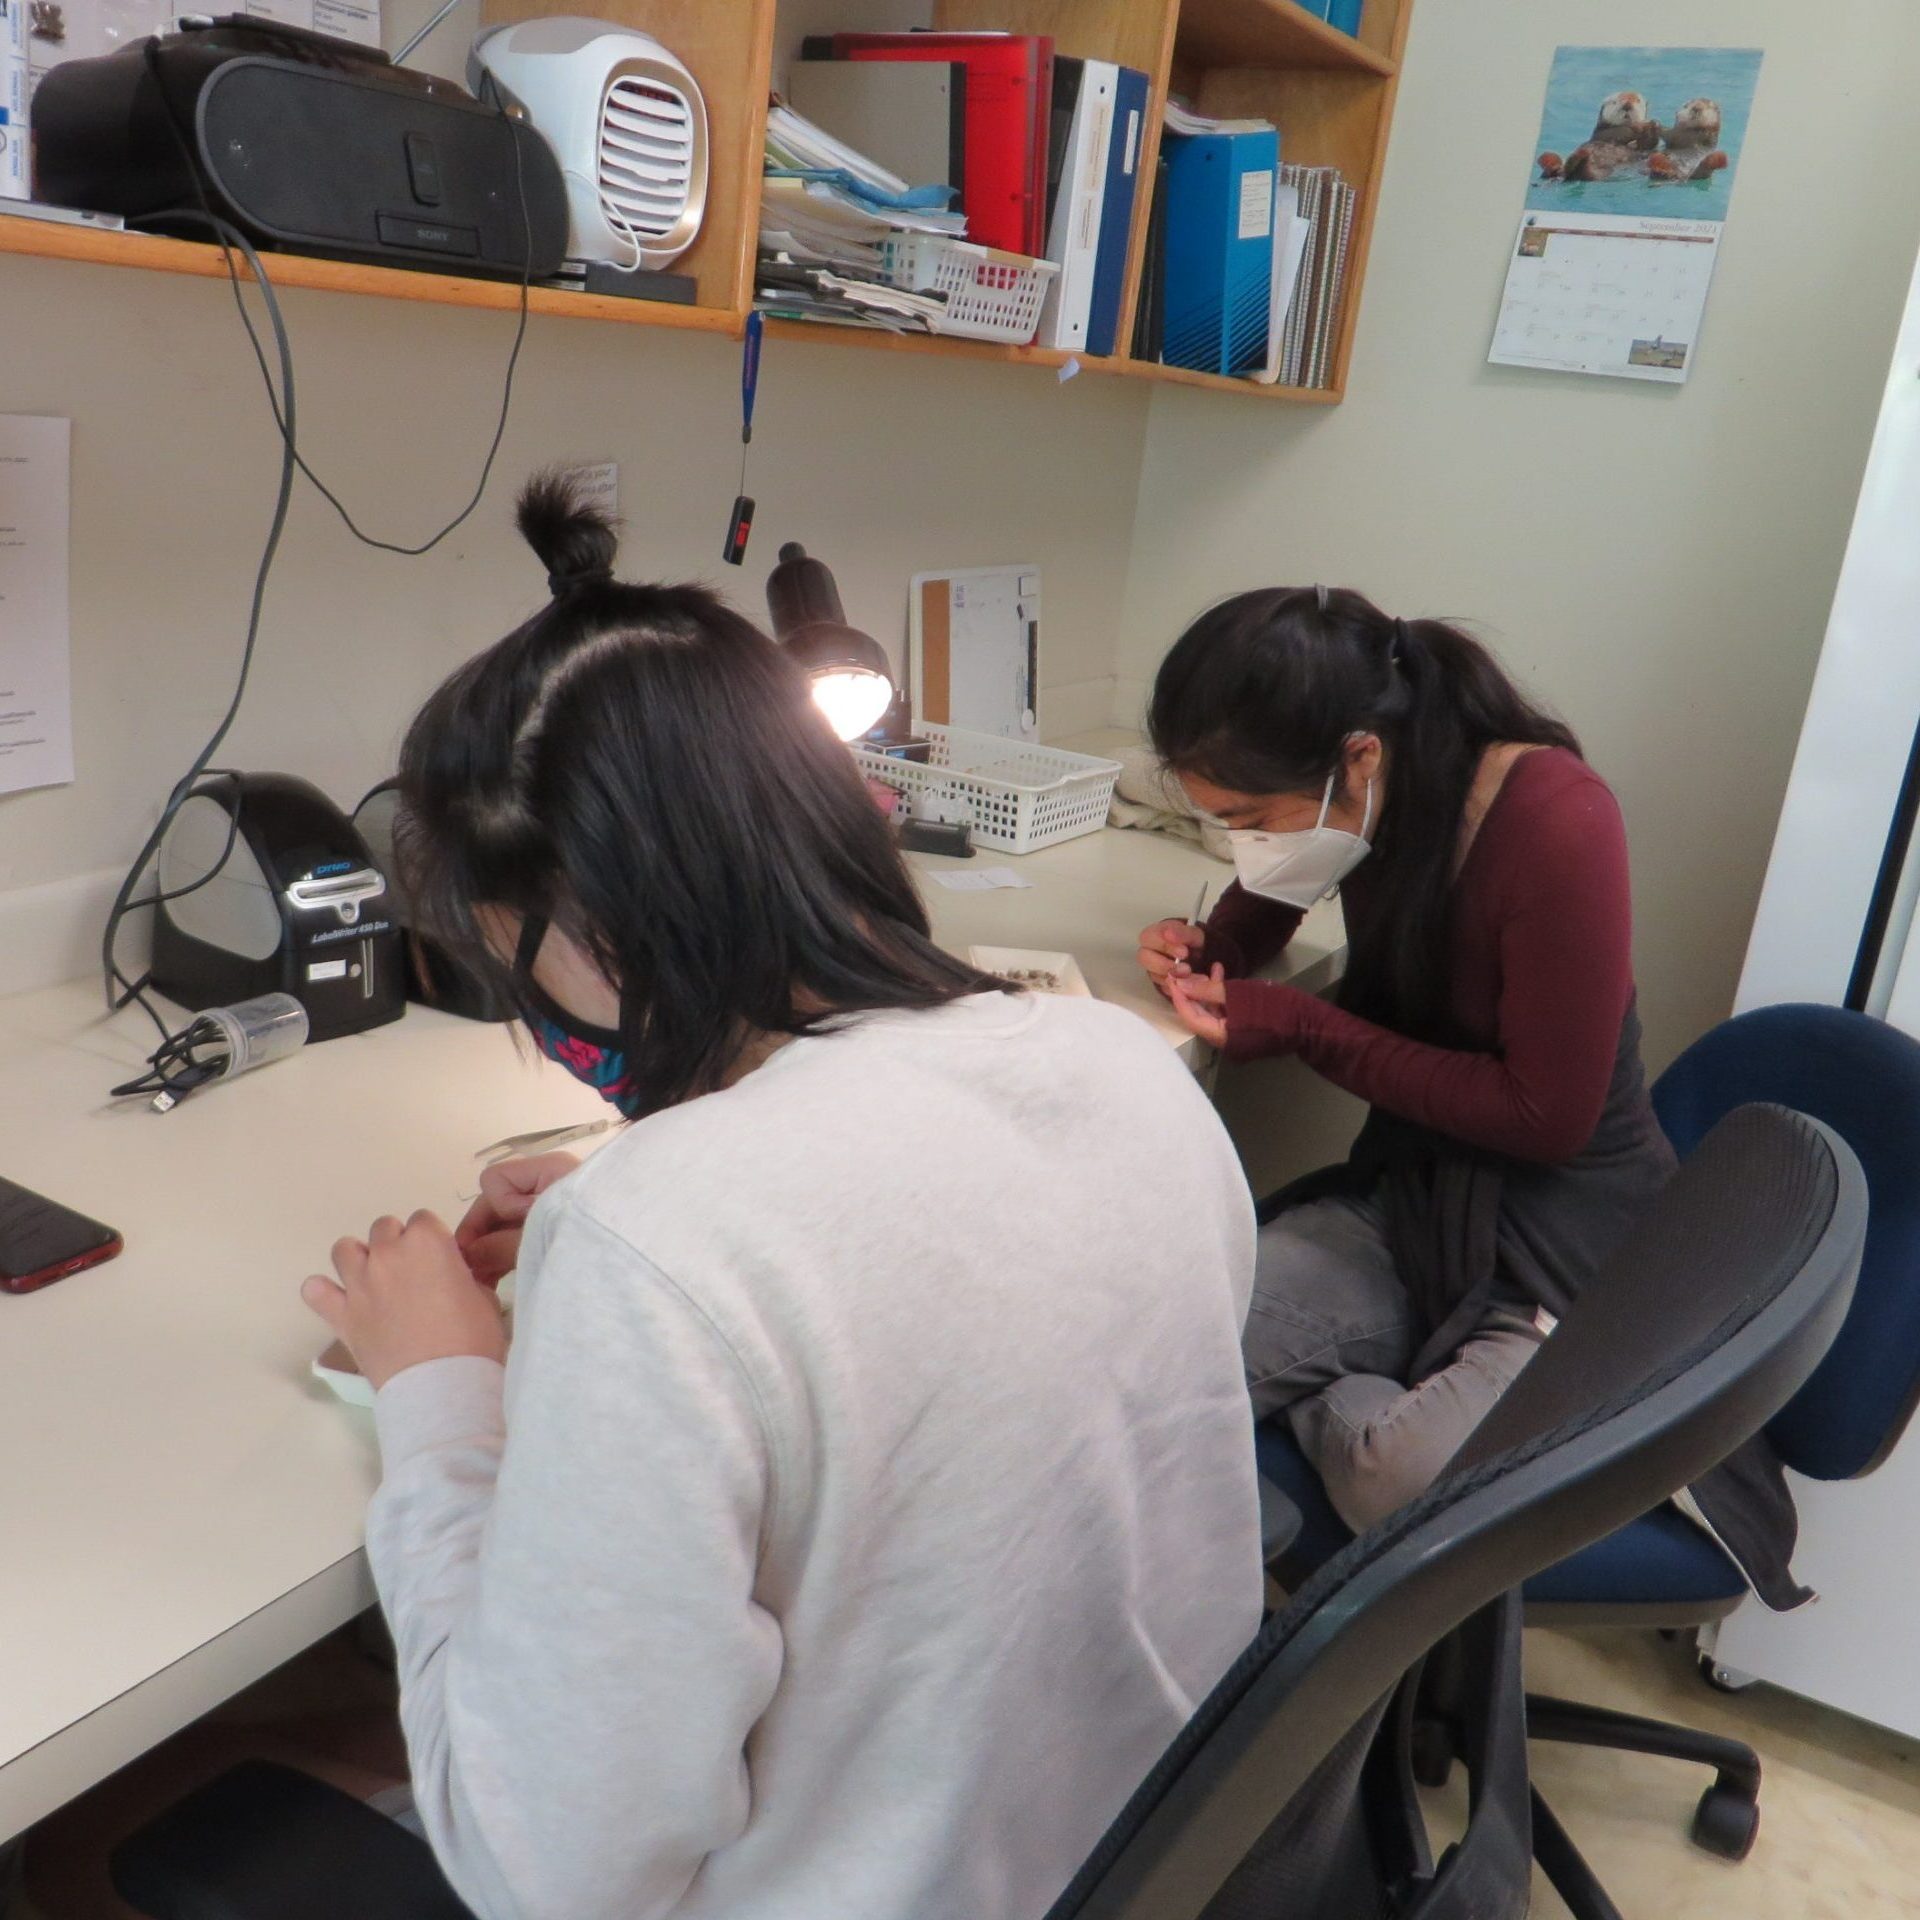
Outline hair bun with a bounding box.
[517,469,619,596]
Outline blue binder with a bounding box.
[1160,124,1279,377]
[1085,66,1150,357]
[1326,0,1364,35]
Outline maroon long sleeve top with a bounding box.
[1206,749,1636,1165]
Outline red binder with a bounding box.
[816,33,1053,256]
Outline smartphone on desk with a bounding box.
[0,1176,123,1294]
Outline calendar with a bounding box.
[1489,45,1762,385]
[1491,214,1721,384]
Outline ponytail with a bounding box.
[1149,587,1578,1039]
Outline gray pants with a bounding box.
[1247,1195,1546,1533]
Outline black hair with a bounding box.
[1149,585,1579,1040]
[398,470,1005,1117]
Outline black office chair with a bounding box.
[1510,1004,1920,1917]
[1048,1104,1862,1918]
[112,1106,1863,1920]
[1261,1004,1920,1919]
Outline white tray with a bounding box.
[968,946,1092,997]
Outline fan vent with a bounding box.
[596,76,695,240]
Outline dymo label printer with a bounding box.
[152,772,405,1041]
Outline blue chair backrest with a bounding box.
[1654,1003,1920,1481]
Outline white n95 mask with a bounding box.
[1227,770,1374,908]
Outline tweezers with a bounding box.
[475,1118,617,1164]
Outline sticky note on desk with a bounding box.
[931,866,1034,893]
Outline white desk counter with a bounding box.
[0,827,1342,1843]
[0,986,608,1843]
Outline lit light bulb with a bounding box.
[811,668,893,743]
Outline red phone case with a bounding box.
[1,1231,124,1295]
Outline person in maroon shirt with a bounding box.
[1136,584,1679,1537]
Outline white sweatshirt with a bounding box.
[367,991,1262,1920]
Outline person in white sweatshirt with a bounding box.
[300,473,1264,1920]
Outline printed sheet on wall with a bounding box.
[1490,46,1763,384]
[910,566,1042,743]
[0,414,73,797]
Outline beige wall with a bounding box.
[0,0,1151,991]
[8,0,1919,1054]
[0,258,1147,988]
[1118,0,1920,1075]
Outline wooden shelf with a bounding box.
[762,316,1076,374]
[764,316,1340,400]
[1,214,1344,398]
[0,213,740,336]
[1122,357,1343,401]
[2,0,1417,405]
[1175,0,1396,76]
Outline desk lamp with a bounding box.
[765,543,895,742]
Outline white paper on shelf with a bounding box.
[814,272,945,327]
[760,230,887,271]
[786,177,964,239]
[767,103,911,198]
[761,176,892,241]
[1254,182,1308,384]
[0,415,74,796]
[1162,97,1273,138]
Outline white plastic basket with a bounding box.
[854,725,1122,856]
[877,235,1059,345]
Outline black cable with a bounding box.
[100,213,296,1027]
[208,124,534,556]
[109,1012,237,1105]
[101,45,535,1028]
[126,770,244,909]
[107,774,245,1044]
[140,34,535,559]
[117,972,179,1048]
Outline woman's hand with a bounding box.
[302,1212,508,1393]
[1168,964,1229,1050]
[454,1150,580,1288]
[1138,918,1206,999]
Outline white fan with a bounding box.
[471,17,708,273]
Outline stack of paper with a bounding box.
[1276,164,1357,390]
[1253,180,1310,385]
[758,102,968,331]
[1161,99,1276,138]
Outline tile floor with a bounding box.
[1469,1627,1920,1917]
